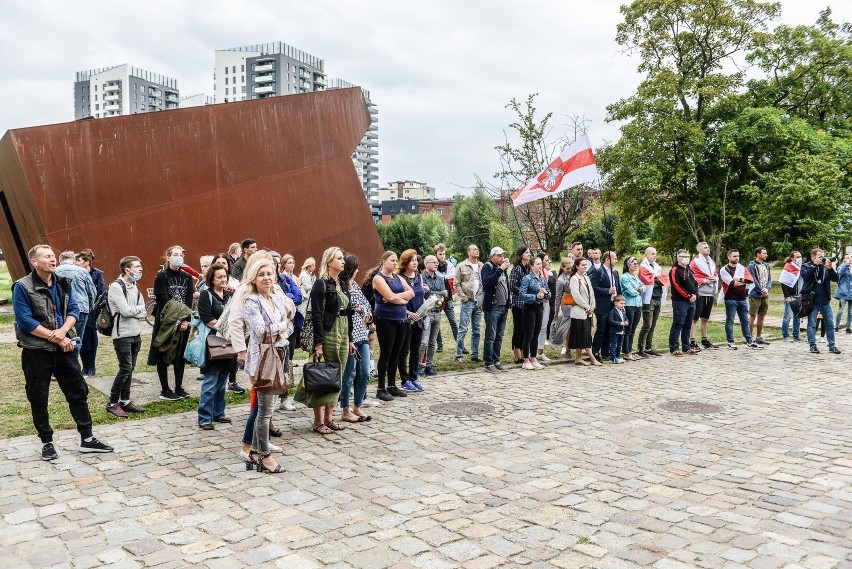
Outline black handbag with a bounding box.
[794,293,814,318]
[302,355,341,394]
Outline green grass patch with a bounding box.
[0,261,12,301]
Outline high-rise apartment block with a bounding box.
[214,42,326,103]
[328,78,380,219]
[74,64,179,119]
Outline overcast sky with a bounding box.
[1,1,848,198]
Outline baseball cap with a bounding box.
[490,247,506,257]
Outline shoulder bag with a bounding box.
[252,306,291,395]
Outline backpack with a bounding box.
[96,280,132,336]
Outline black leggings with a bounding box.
[288,324,302,361]
[398,321,424,380]
[511,307,524,349]
[156,329,189,392]
[521,304,544,359]
[376,318,406,389]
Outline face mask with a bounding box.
[794,258,801,266]
[130,271,143,282]
[679,258,689,266]
[170,256,184,269]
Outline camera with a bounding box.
[822,256,837,264]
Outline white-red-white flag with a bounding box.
[511,134,599,207]
[778,261,800,288]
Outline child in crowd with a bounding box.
[608,295,629,364]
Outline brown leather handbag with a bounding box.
[206,334,237,360]
[252,328,292,395]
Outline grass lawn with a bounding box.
[0,261,12,302]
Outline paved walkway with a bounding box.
[1,336,850,568]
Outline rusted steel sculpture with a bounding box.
[0,87,382,286]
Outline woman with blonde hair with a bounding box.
[242,257,295,473]
[300,247,352,434]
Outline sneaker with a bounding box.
[560,346,567,356]
[532,361,544,369]
[538,353,552,362]
[436,346,443,353]
[80,437,114,453]
[793,337,802,342]
[268,442,282,452]
[196,375,204,381]
[199,423,214,430]
[748,341,764,350]
[282,399,297,411]
[376,390,395,402]
[401,380,420,393]
[522,361,535,370]
[847,329,851,334]
[636,351,647,358]
[411,379,425,391]
[174,388,191,399]
[756,337,770,346]
[454,357,464,364]
[782,336,792,342]
[494,364,510,373]
[214,416,232,423]
[42,442,58,461]
[701,339,719,350]
[362,398,382,407]
[485,365,500,374]
[228,382,246,394]
[829,346,841,354]
[810,345,820,354]
[105,404,128,419]
[727,341,738,350]
[424,367,437,377]
[671,351,684,357]
[416,366,425,377]
[612,357,625,364]
[689,341,701,351]
[470,356,482,363]
[159,390,181,401]
[387,386,408,397]
[120,402,145,413]
[687,347,701,355]
[463,349,470,355]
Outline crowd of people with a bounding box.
[11,239,850,464]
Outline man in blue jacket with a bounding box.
[13,245,114,461]
[590,251,621,360]
[800,249,841,354]
[481,247,512,373]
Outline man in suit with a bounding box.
[590,251,621,360]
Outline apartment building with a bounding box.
[74,64,179,119]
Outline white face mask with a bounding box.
[169,256,184,269]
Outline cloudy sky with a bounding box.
[1,1,848,198]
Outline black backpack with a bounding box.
[95,280,131,336]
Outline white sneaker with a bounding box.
[282,399,297,411]
[362,398,382,407]
[538,353,552,362]
[532,361,544,370]
[522,361,535,370]
[268,442,282,452]
[560,346,566,356]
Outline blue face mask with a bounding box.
[170,256,184,269]
[130,271,143,282]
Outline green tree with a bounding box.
[449,188,500,259]
[601,0,780,261]
[376,212,449,257]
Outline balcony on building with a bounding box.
[104,93,120,102]
[254,61,274,73]
[314,75,326,87]
[255,84,275,95]
[104,103,120,112]
[148,87,161,97]
[164,91,179,103]
[104,82,121,93]
[255,74,275,84]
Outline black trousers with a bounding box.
[397,321,424,380]
[22,348,94,443]
[375,318,406,389]
[111,336,142,404]
[155,330,189,392]
[592,309,611,357]
[521,304,544,358]
[511,307,524,350]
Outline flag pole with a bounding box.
[510,202,528,248]
[597,178,613,257]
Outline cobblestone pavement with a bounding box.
[1,335,850,569]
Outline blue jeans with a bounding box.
[340,341,370,408]
[242,396,258,445]
[455,300,481,358]
[437,298,458,350]
[609,332,624,360]
[483,305,509,366]
[835,299,852,331]
[782,300,801,339]
[669,299,695,352]
[419,313,442,368]
[725,300,752,343]
[808,303,836,348]
[198,360,230,425]
[74,312,89,346]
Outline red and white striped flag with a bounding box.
[511,135,599,207]
[778,261,800,288]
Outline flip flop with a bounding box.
[356,415,372,422]
[341,416,361,424]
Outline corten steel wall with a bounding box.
[0,87,383,288]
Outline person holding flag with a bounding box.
[719,249,762,350]
[636,247,667,357]
[688,242,719,351]
[778,251,803,342]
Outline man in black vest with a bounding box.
[590,251,622,360]
[12,245,114,461]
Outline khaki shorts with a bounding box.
[749,297,769,317]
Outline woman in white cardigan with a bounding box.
[568,258,601,366]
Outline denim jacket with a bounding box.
[519,272,548,305]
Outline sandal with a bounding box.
[256,453,286,474]
[246,450,261,471]
[312,423,334,435]
[325,420,346,431]
[269,427,283,437]
[341,415,361,423]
